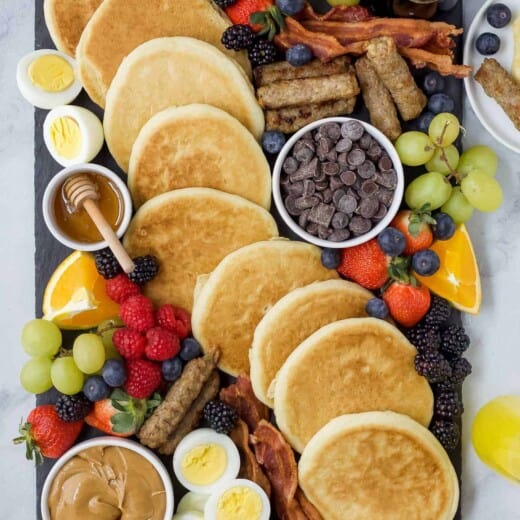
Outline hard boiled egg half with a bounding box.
[17,49,82,109]
[43,106,104,166]
[173,429,240,495]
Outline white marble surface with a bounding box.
[0,0,518,518]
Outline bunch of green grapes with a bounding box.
[395,113,503,223]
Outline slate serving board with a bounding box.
[34,0,464,518]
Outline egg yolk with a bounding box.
[49,117,82,159]
[28,55,75,92]
[216,486,263,520]
[181,444,227,486]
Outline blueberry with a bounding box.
[320,248,341,269]
[476,32,501,56]
[83,376,111,402]
[262,131,286,155]
[276,0,304,16]
[161,356,183,382]
[433,212,456,240]
[102,359,127,388]
[412,249,441,276]
[180,337,202,361]
[286,44,313,67]
[428,93,455,115]
[486,3,512,29]
[438,0,459,11]
[377,228,406,257]
[416,111,436,133]
[423,72,445,95]
[365,298,389,320]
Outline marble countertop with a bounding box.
[0,0,518,518]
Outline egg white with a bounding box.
[16,49,82,109]
[43,105,104,166]
[173,429,240,495]
[176,492,210,514]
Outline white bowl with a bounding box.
[40,437,174,520]
[42,163,133,251]
[272,117,404,249]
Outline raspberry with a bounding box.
[145,327,180,361]
[113,328,146,359]
[120,295,155,332]
[105,274,141,304]
[156,304,191,340]
[125,359,162,399]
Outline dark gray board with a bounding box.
[34,0,464,518]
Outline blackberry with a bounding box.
[405,325,440,354]
[214,0,236,8]
[55,393,92,422]
[414,351,452,384]
[440,324,470,358]
[430,419,460,451]
[423,295,452,328]
[248,40,278,67]
[203,400,238,434]
[448,356,472,385]
[434,389,463,418]
[222,25,254,51]
[95,248,122,279]
[128,255,159,286]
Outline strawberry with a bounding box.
[120,294,155,332]
[113,328,146,359]
[156,304,191,340]
[383,282,431,328]
[337,239,389,290]
[145,327,180,361]
[226,0,278,32]
[125,359,162,399]
[85,389,161,437]
[105,273,141,303]
[391,209,435,256]
[13,405,83,464]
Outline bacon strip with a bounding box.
[400,47,472,78]
[299,3,372,23]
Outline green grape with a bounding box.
[395,131,435,166]
[458,145,498,177]
[20,357,53,394]
[461,169,503,212]
[97,318,123,360]
[428,113,460,147]
[73,333,106,374]
[21,319,62,358]
[405,172,453,210]
[425,145,460,175]
[51,357,84,395]
[441,187,474,224]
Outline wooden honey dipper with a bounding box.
[63,173,135,273]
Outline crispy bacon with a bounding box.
[399,47,472,78]
[299,3,372,23]
[295,488,323,520]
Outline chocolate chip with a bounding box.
[347,149,366,167]
[357,160,376,179]
[340,170,357,186]
[367,144,382,162]
[329,229,351,242]
[325,150,338,163]
[314,192,324,203]
[349,216,372,235]
[295,196,320,210]
[308,203,335,227]
[375,171,397,190]
[306,222,319,235]
[332,188,347,207]
[332,212,349,229]
[318,137,332,154]
[358,197,379,219]
[323,188,333,203]
[287,181,304,197]
[315,180,329,191]
[283,157,299,174]
[361,180,378,196]
[378,155,393,172]
[285,195,302,216]
[302,131,313,141]
[291,157,319,181]
[341,120,364,141]
[337,194,357,214]
[293,146,314,164]
[302,180,315,197]
[330,176,344,191]
[359,132,373,150]
[280,175,291,192]
[377,188,394,206]
[336,137,353,153]
[322,162,340,176]
[337,152,348,166]
[372,203,388,221]
[294,140,315,154]
[314,167,327,183]
[323,122,341,141]
[299,209,310,228]
[318,225,332,240]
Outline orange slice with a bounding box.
[416,224,481,314]
[43,251,120,329]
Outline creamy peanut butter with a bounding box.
[48,445,166,520]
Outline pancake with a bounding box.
[191,241,339,377]
[44,0,103,57]
[250,280,373,407]
[104,37,263,172]
[273,318,433,453]
[299,412,459,520]
[128,104,271,209]
[122,188,278,312]
[76,0,251,107]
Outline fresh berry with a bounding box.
[262,130,286,154]
[422,72,445,95]
[102,359,127,387]
[221,24,255,50]
[440,324,470,358]
[430,419,460,451]
[83,376,111,402]
[125,359,162,399]
[414,351,452,383]
[128,256,159,286]
[405,325,440,353]
[55,393,92,422]
[156,304,191,340]
[286,44,313,66]
[276,0,303,15]
[486,3,511,28]
[423,295,452,328]
[365,298,389,320]
[161,356,183,382]
[428,93,455,114]
[113,328,147,359]
[94,248,122,279]
[248,39,278,67]
[145,327,180,361]
[337,239,389,290]
[377,228,406,257]
[225,0,274,29]
[383,282,431,328]
[416,111,435,134]
[120,295,155,332]
[321,248,341,269]
[433,212,456,240]
[105,274,141,304]
[203,400,238,434]
[391,210,434,255]
[412,249,440,276]
[448,356,472,385]
[13,405,83,463]
[434,389,463,418]
[215,0,237,7]
[180,337,203,361]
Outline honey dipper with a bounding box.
[63,174,135,273]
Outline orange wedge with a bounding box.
[416,224,481,314]
[43,251,120,329]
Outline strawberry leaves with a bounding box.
[109,389,161,434]
[408,204,436,238]
[249,6,285,40]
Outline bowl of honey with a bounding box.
[42,163,132,251]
